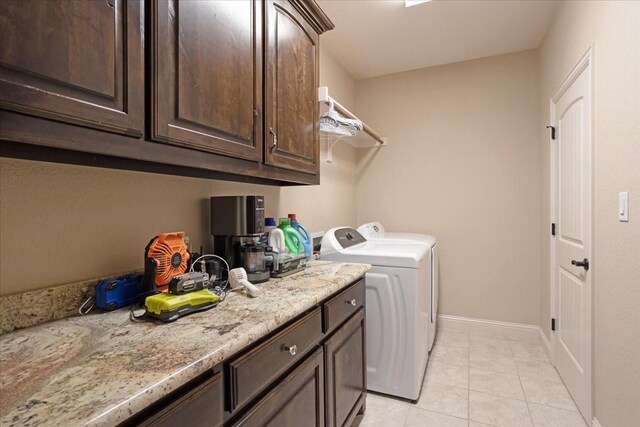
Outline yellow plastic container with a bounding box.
[145,289,219,322]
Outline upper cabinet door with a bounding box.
[0,0,144,136]
[150,0,263,161]
[265,0,320,175]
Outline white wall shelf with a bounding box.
[318,86,388,162]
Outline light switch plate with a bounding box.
[618,191,629,222]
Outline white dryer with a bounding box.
[358,222,439,351]
[320,227,431,401]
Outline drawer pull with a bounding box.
[347,299,357,307]
[284,345,297,356]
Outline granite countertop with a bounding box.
[0,261,371,427]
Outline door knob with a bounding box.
[571,258,589,271]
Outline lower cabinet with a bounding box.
[226,308,323,412]
[228,281,366,427]
[125,279,365,427]
[324,309,366,427]
[134,372,223,427]
[233,347,325,427]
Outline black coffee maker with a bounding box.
[211,195,270,283]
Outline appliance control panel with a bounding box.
[357,222,385,239]
[247,195,265,233]
[333,227,367,249]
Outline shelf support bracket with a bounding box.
[326,137,342,163]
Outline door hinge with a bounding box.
[546,125,556,140]
[551,318,556,331]
[551,223,556,236]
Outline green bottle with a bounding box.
[278,218,304,254]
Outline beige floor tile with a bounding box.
[424,361,469,389]
[470,349,518,375]
[520,375,578,411]
[469,368,525,400]
[430,344,470,367]
[404,407,468,427]
[469,391,532,427]
[469,422,493,427]
[508,335,541,345]
[528,403,588,427]
[470,340,512,356]
[470,331,511,344]
[436,329,470,349]
[360,393,410,427]
[416,382,468,419]
[509,341,547,360]
[514,358,560,381]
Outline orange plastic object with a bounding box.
[146,232,190,289]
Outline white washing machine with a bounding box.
[358,222,439,351]
[320,227,431,401]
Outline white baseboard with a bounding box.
[592,417,602,427]
[538,327,552,361]
[438,314,541,342]
[437,314,555,362]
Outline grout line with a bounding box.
[411,406,470,422]
[514,350,535,427]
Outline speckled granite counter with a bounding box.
[0,261,370,427]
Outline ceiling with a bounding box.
[318,0,558,80]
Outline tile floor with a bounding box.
[360,325,588,427]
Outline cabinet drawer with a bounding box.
[233,347,325,427]
[227,308,322,412]
[136,371,222,427]
[323,280,365,334]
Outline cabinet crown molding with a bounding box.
[289,0,335,34]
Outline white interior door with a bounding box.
[550,50,592,423]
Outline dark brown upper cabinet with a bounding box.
[0,0,144,137]
[150,0,263,161]
[265,0,331,175]
[0,0,334,186]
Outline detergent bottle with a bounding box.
[288,214,313,259]
[264,217,277,234]
[278,218,304,254]
[264,217,286,253]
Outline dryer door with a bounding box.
[365,266,428,400]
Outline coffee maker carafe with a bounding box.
[240,240,270,283]
[211,196,270,283]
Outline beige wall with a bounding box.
[538,2,640,425]
[355,50,542,326]
[0,49,357,295]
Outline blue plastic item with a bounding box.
[288,214,312,259]
[95,273,142,311]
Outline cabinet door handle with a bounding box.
[347,299,357,307]
[284,344,297,356]
[269,127,278,151]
